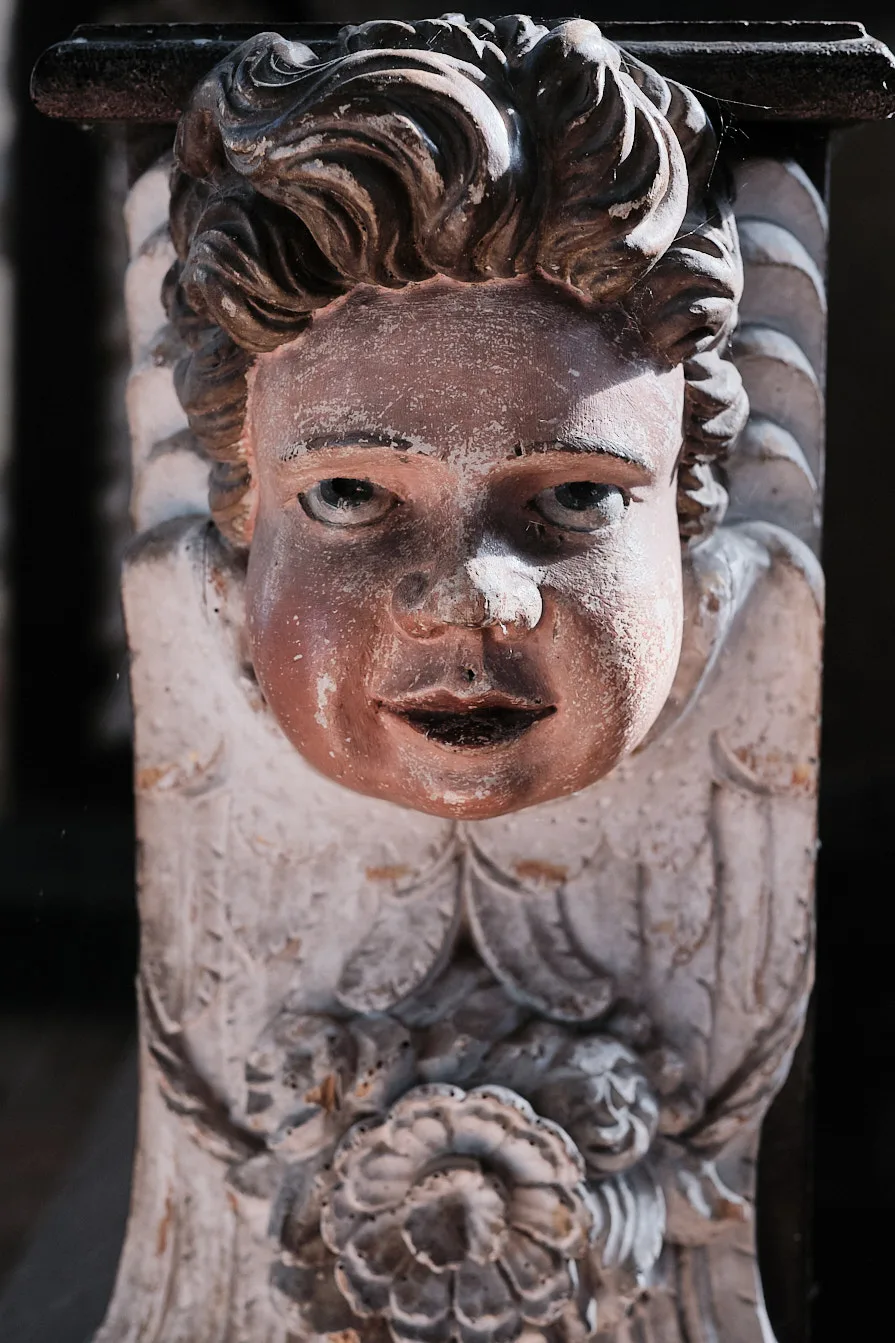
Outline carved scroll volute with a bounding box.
[99,18,827,1343]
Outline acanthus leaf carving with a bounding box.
[142,928,785,1338]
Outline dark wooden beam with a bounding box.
[31,20,895,126]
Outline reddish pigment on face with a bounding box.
[245,278,685,818]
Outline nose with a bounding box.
[393,554,544,639]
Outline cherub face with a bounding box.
[244,279,685,819]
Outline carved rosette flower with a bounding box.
[243,1008,415,1151]
[533,1038,659,1177]
[319,1084,594,1342]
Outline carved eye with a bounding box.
[531,481,628,532]
[300,478,397,527]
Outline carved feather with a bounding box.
[684,933,813,1156]
[141,974,264,1166]
[464,838,616,1024]
[727,158,828,555]
[336,839,465,1013]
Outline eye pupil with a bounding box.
[530,480,627,532]
[319,477,375,508]
[554,482,609,511]
[301,477,396,527]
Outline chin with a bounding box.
[400,785,528,821]
[293,710,628,818]
[380,750,591,820]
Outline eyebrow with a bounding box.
[278,431,650,470]
[517,436,651,470]
[278,432,414,461]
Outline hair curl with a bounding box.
[165,14,748,545]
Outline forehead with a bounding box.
[248,279,684,467]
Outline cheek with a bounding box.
[550,507,683,744]
[245,514,389,740]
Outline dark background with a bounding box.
[2,4,894,1341]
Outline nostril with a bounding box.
[462,668,476,683]
[395,572,429,609]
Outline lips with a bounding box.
[379,692,556,749]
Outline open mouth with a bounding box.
[384,702,556,749]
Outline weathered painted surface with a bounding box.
[100,20,824,1343]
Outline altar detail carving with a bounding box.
[94,15,832,1343]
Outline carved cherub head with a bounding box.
[167,15,747,818]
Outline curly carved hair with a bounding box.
[166,14,748,546]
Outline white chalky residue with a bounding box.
[315,673,337,728]
[465,553,545,631]
[440,791,472,808]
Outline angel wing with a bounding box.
[140,972,265,1167]
[727,157,827,553]
[464,159,825,1343]
[109,158,464,1341]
